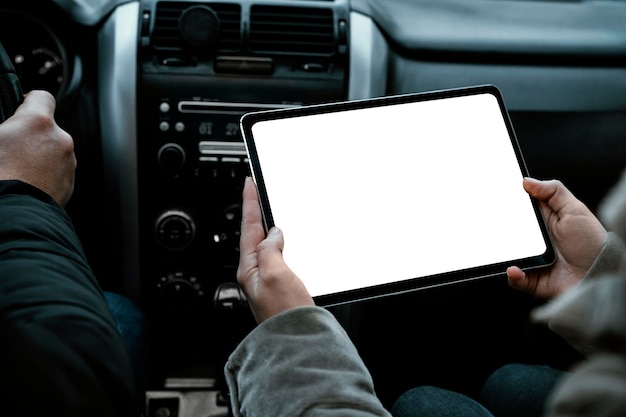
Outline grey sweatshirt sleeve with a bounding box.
[533,233,626,355]
[532,268,626,417]
[582,232,626,282]
[224,306,392,417]
[531,232,626,355]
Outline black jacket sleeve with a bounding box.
[0,180,139,417]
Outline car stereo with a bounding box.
[136,0,350,352]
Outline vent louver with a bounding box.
[249,5,335,55]
[152,2,242,53]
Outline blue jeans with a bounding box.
[392,385,493,417]
[479,363,565,417]
[104,292,150,397]
[392,364,566,417]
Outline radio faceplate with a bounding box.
[136,70,348,311]
[139,77,271,318]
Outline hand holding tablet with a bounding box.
[240,85,555,306]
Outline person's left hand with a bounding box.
[506,178,608,299]
[237,177,314,324]
[0,90,76,206]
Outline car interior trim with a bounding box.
[351,0,626,57]
[348,11,387,100]
[52,0,134,26]
[98,0,141,298]
[389,59,626,112]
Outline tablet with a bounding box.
[241,85,555,306]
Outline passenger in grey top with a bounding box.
[225,175,626,417]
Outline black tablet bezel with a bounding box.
[240,84,555,306]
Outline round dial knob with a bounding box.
[155,210,195,250]
[158,272,204,314]
[158,143,186,171]
[179,6,220,47]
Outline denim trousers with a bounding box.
[104,291,150,397]
[392,363,566,417]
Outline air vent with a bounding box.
[249,6,335,55]
[152,2,242,53]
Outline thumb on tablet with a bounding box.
[506,266,530,291]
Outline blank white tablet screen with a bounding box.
[249,92,547,298]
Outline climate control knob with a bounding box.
[155,210,195,250]
[157,272,204,314]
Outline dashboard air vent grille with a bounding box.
[249,5,335,55]
[152,1,242,53]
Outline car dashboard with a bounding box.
[1,0,626,414]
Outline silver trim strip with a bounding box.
[348,11,388,100]
[199,141,247,156]
[99,1,140,299]
[178,101,296,115]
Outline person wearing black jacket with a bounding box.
[0,90,140,417]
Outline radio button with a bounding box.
[159,121,170,131]
[159,102,170,113]
[175,122,185,132]
[158,143,186,171]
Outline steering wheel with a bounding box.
[0,41,24,123]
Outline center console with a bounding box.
[136,0,350,382]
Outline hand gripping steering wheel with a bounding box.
[0,41,24,123]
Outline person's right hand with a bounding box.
[237,177,314,324]
[0,90,76,207]
[507,177,608,300]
